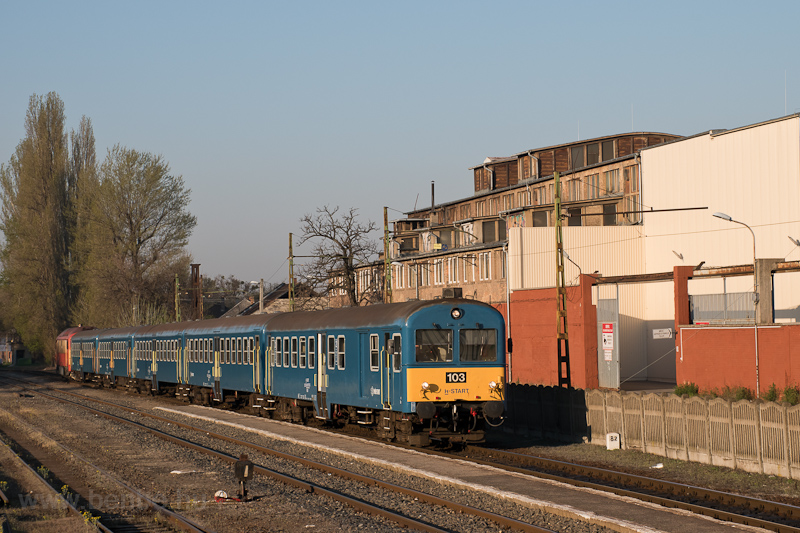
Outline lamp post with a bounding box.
[712,212,759,394]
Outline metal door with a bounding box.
[381,333,402,409]
[315,333,328,418]
[597,284,620,389]
[213,336,221,401]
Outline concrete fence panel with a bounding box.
[502,386,799,479]
[622,393,644,450]
[642,393,666,456]
[789,405,800,479]
[664,395,688,460]
[586,389,606,442]
[685,396,711,464]
[708,398,736,469]
[732,400,761,473]
[759,402,789,477]
[605,391,624,439]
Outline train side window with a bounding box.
[299,337,306,368]
[327,336,335,370]
[283,337,290,367]
[369,334,379,371]
[459,329,497,362]
[327,335,336,370]
[337,335,345,370]
[392,334,401,372]
[237,337,242,364]
[274,338,281,367]
[415,329,453,362]
[206,338,211,363]
[308,337,315,369]
[291,337,298,367]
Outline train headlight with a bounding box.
[450,308,463,319]
[489,381,498,390]
[421,381,430,391]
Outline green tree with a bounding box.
[74,145,196,326]
[0,93,71,361]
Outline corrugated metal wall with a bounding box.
[641,116,800,321]
[508,226,645,290]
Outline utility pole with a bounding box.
[384,206,392,303]
[289,233,295,311]
[554,172,571,388]
[259,278,264,314]
[174,273,180,322]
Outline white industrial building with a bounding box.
[508,114,800,387]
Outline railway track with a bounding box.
[0,405,207,533]
[11,370,800,532]
[0,374,556,533]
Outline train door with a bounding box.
[128,339,135,378]
[150,340,158,392]
[92,341,98,374]
[315,332,328,419]
[362,333,382,405]
[253,336,261,393]
[213,336,221,401]
[381,332,402,409]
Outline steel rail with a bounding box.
[6,378,553,533]
[459,446,800,533]
[0,423,115,533]
[0,384,210,533]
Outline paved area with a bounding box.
[156,405,769,533]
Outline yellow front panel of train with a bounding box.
[406,367,504,403]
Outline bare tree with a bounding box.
[297,206,381,307]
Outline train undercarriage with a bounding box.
[69,371,495,445]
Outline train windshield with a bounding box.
[459,329,497,362]
[415,329,453,362]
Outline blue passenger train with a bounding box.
[58,299,506,444]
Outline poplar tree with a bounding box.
[0,93,71,360]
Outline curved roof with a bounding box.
[65,299,498,341]
[263,299,494,331]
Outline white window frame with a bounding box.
[370,334,379,372]
[479,252,491,280]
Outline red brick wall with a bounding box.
[676,325,800,393]
[497,275,598,389]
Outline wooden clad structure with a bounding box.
[472,132,680,194]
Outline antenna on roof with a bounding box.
[413,193,418,211]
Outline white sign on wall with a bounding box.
[652,328,673,339]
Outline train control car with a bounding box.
[59,298,506,445]
[55,326,94,376]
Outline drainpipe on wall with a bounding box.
[635,153,643,221]
[499,210,512,384]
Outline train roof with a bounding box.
[263,299,495,331]
[66,299,499,341]
[56,326,95,341]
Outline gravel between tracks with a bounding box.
[0,377,621,533]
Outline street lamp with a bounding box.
[712,212,759,394]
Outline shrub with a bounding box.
[762,383,780,402]
[674,382,699,397]
[783,385,800,405]
[731,386,754,402]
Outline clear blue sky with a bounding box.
[2,1,799,284]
